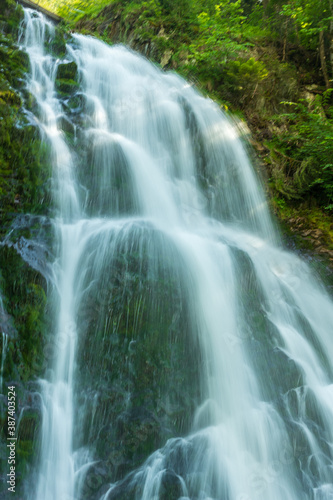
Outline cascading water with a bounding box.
[19,9,80,500]
[18,8,333,500]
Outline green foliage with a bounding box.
[121,0,162,30]
[280,0,332,49]
[189,1,248,65]
[185,1,270,93]
[37,0,100,22]
[225,56,268,91]
[37,0,161,23]
[270,98,333,210]
[0,0,24,35]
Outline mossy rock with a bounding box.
[63,93,85,113]
[55,77,79,96]
[159,470,184,500]
[20,89,38,113]
[72,224,202,485]
[0,42,30,90]
[17,404,42,457]
[0,223,52,493]
[0,12,52,231]
[56,61,77,81]
[0,243,50,381]
[0,0,24,37]
[48,24,67,58]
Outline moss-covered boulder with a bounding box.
[72,223,203,487]
[56,60,77,80]
[55,77,79,96]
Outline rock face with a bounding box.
[0,2,53,496]
[0,222,52,497]
[73,225,203,488]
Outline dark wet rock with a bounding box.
[80,461,113,500]
[1,215,55,281]
[159,469,184,500]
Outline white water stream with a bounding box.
[19,8,333,500]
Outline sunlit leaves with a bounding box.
[279,0,333,49]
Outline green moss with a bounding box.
[56,61,78,80]
[48,24,68,58]
[0,27,52,236]
[73,229,202,479]
[0,246,49,381]
[55,77,79,96]
[0,0,24,37]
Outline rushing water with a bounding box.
[18,8,333,500]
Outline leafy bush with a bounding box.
[270,98,333,210]
[224,57,268,97]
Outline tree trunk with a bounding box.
[319,30,330,88]
[282,19,288,62]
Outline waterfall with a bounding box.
[19,8,333,500]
